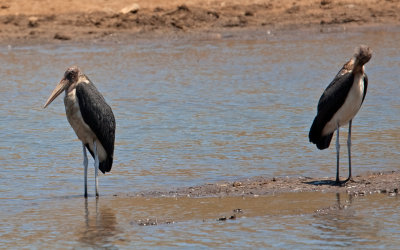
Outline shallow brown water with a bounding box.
[2,193,400,248]
[0,27,400,248]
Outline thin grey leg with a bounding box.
[344,120,352,183]
[335,126,340,184]
[95,195,99,226]
[93,141,99,197]
[84,197,89,227]
[82,143,88,198]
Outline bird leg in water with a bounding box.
[82,143,88,198]
[335,126,340,184]
[93,140,99,197]
[335,121,353,185]
[344,120,353,183]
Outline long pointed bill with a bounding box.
[43,80,68,108]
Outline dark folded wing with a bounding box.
[317,72,354,120]
[309,73,354,148]
[76,79,115,172]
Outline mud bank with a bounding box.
[0,0,399,44]
[124,171,400,198]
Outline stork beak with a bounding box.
[43,79,68,108]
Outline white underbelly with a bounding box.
[322,75,365,135]
[64,90,107,161]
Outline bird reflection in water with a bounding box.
[315,193,354,215]
[78,198,119,248]
[311,193,380,246]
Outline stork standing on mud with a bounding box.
[44,66,116,197]
[309,45,372,185]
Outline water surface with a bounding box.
[0,27,400,248]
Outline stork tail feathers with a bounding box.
[85,143,113,174]
[312,132,333,150]
[309,117,333,150]
[99,156,113,174]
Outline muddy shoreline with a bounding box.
[124,171,400,199]
[0,0,399,45]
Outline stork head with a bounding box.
[354,45,372,66]
[43,66,81,108]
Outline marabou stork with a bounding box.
[44,66,116,197]
[309,45,372,185]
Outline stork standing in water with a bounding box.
[309,45,372,185]
[44,66,116,197]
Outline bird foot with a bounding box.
[335,177,354,186]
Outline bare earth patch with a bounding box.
[0,0,398,44]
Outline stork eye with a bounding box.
[65,70,75,80]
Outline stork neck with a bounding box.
[352,64,364,75]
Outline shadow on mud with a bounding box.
[304,179,339,186]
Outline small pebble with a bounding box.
[244,11,254,16]
[233,181,242,187]
[233,208,243,213]
[320,0,332,5]
[120,3,140,14]
[28,16,39,28]
[54,33,71,40]
[177,5,190,12]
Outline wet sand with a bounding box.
[127,171,400,199]
[0,0,399,45]
[111,171,400,219]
